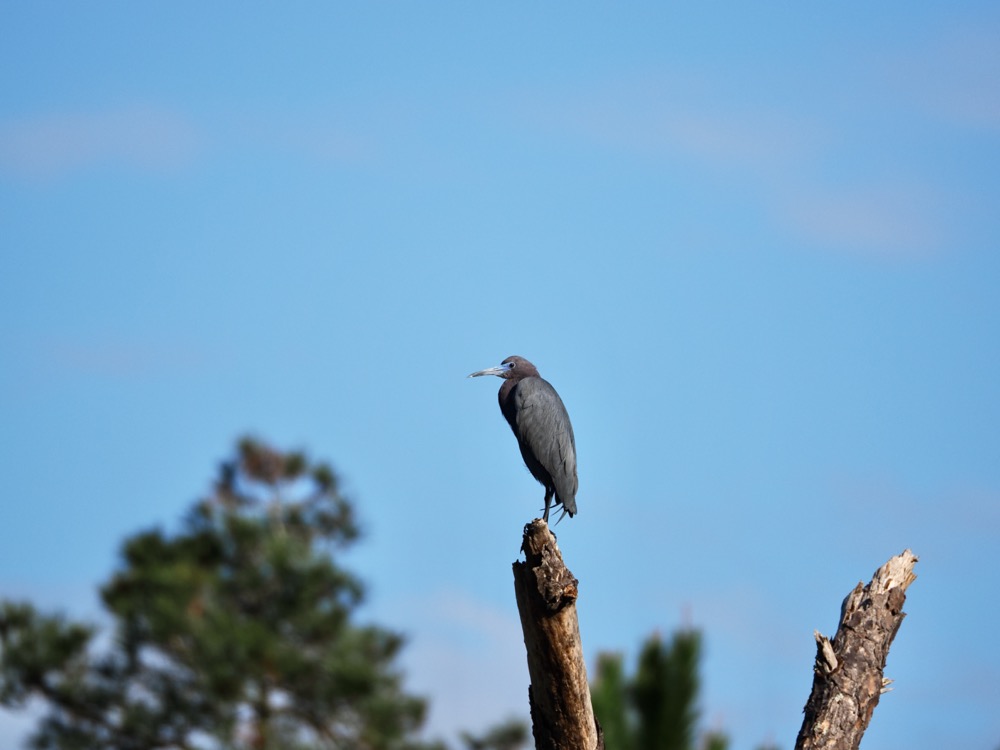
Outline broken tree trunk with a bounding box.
[513,519,602,750]
[794,549,918,750]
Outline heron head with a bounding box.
[468,355,536,380]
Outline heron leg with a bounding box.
[542,488,553,522]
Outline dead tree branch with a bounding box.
[512,519,602,750]
[795,549,918,750]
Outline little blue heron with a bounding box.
[468,356,578,523]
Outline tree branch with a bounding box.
[512,520,602,750]
[795,549,918,750]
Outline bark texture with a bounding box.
[513,520,602,750]
[795,549,918,750]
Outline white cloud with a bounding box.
[0,105,202,181]
[516,73,821,172]
[885,23,1000,132]
[0,104,383,183]
[775,180,946,259]
[37,335,210,378]
[511,66,957,260]
[396,589,530,743]
[237,113,376,164]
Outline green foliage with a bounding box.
[0,439,439,750]
[458,717,528,750]
[703,731,730,750]
[591,629,727,750]
[633,630,701,750]
[591,653,631,750]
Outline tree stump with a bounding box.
[512,519,602,750]
[795,549,918,750]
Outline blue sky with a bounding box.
[2,3,999,748]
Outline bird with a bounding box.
[468,356,578,523]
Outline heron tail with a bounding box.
[556,495,577,521]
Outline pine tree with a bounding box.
[591,629,725,750]
[590,652,631,750]
[0,438,441,750]
[632,630,701,750]
[458,718,528,750]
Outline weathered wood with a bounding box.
[795,549,918,750]
[513,519,602,750]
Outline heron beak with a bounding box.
[468,363,511,378]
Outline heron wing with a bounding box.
[512,377,578,508]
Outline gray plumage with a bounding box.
[469,356,578,523]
